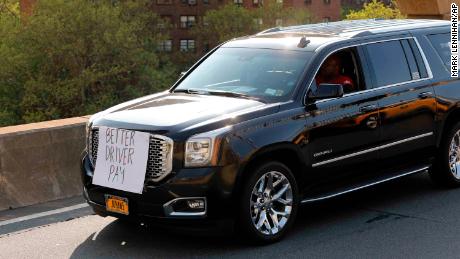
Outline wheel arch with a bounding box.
[438,106,460,146]
[232,142,308,203]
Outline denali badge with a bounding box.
[314,149,333,157]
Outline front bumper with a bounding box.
[81,153,239,221]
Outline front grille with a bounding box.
[89,129,99,165]
[88,128,173,186]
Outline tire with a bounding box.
[430,121,460,187]
[236,161,299,244]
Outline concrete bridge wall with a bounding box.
[0,117,89,211]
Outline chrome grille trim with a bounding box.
[88,127,174,185]
[88,128,99,167]
[145,134,174,184]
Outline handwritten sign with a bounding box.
[92,126,150,194]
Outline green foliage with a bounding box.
[0,0,19,17]
[192,4,257,47]
[193,1,312,50]
[253,0,311,30]
[0,0,177,126]
[341,5,356,20]
[345,0,405,20]
[0,4,23,125]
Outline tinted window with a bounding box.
[401,40,420,80]
[314,48,366,94]
[399,39,429,80]
[365,40,412,87]
[175,48,312,102]
[408,39,428,78]
[427,33,451,67]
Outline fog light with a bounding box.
[187,199,205,209]
[163,197,207,217]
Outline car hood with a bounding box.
[91,91,279,137]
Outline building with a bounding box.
[154,0,341,53]
[341,0,391,10]
[20,0,341,53]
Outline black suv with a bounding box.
[81,19,460,243]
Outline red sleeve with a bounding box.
[339,76,354,88]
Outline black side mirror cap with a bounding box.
[308,83,344,101]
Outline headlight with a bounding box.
[185,138,212,167]
[184,126,231,167]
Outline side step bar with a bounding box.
[301,166,430,204]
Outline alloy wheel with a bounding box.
[250,171,293,235]
[449,129,460,179]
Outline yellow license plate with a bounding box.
[105,195,129,215]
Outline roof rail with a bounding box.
[350,30,373,38]
[254,19,448,38]
[257,19,383,35]
[257,27,282,35]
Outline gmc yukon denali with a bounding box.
[81,19,460,243]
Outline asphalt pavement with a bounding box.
[1,172,460,259]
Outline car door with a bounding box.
[362,37,436,171]
[304,45,381,185]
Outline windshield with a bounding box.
[173,48,313,103]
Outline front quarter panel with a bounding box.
[223,102,309,186]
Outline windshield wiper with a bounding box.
[173,88,205,94]
[174,89,266,103]
[205,90,266,103]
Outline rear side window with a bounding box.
[401,40,420,79]
[408,39,428,78]
[401,39,429,79]
[365,40,412,87]
[427,33,451,67]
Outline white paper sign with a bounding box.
[92,126,150,194]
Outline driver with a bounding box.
[315,55,355,93]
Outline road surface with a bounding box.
[1,172,460,258]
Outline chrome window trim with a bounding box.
[303,36,434,105]
[312,132,434,168]
[413,36,434,78]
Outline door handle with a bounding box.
[359,104,378,113]
[418,91,434,99]
[366,116,378,129]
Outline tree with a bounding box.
[0,0,178,126]
[345,0,405,20]
[192,4,256,49]
[0,0,19,17]
[284,7,312,27]
[253,0,311,30]
[193,2,312,51]
[0,0,23,125]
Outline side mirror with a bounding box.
[308,83,344,100]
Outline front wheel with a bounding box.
[236,161,299,244]
[430,121,460,187]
